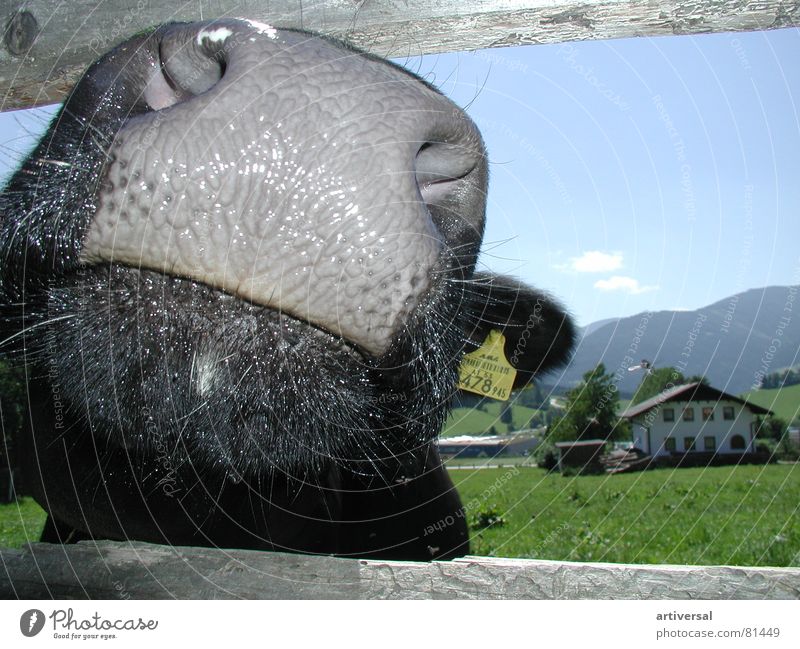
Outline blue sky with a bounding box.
[408,27,800,326]
[0,27,798,327]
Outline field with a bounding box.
[448,463,800,566]
[2,464,798,567]
[0,498,46,548]
[441,402,541,437]
[741,383,800,424]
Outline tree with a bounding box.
[500,403,513,427]
[755,415,788,441]
[546,364,628,443]
[527,410,544,428]
[516,382,546,409]
[760,366,800,389]
[630,367,686,405]
[629,367,710,405]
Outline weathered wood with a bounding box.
[1,541,798,599]
[0,0,798,111]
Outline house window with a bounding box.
[723,406,735,420]
[702,407,714,421]
[683,407,694,421]
[664,437,676,452]
[731,435,746,450]
[663,408,675,422]
[684,437,696,451]
[704,436,716,451]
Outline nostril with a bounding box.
[144,29,228,110]
[161,38,226,97]
[415,141,478,204]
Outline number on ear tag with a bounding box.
[457,330,517,401]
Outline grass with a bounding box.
[448,463,800,566]
[0,497,47,548]
[741,383,800,424]
[2,465,798,568]
[441,402,541,437]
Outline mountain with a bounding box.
[555,285,799,395]
[580,317,619,337]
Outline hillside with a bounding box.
[439,385,798,438]
[441,402,541,437]
[559,285,799,395]
[740,384,800,424]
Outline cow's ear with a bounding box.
[462,273,576,389]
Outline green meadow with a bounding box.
[741,383,800,424]
[0,497,46,548]
[441,402,542,437]
[448,463,800,567]
[3,464,798,568]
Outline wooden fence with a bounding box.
[0,0,798,110]
[0,0,798,599]
[2,541,799,599]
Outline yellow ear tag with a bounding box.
[457,330,517,401]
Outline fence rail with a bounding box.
[1,0,798,601]
[1,541,799,599]
[0,0,798,110]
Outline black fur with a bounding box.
[0,20,574,560]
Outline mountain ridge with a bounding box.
[557,285,799,395]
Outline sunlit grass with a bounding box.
[441,403,541,437]
[2,465,798,568]
[449,463,800,566]
[0,497,47,548]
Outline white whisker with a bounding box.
[0,313,76,347]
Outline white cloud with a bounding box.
[594,276,659,295]
[564,250,624,273]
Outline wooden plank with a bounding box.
[1,541,799,599]
[0,0,798,111]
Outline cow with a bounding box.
[0,19,574,560]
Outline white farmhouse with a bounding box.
[620,382,773,458]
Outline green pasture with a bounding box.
[2,464,797,568]
[741,383,800,424]
[0,498,46,548]
[448,463,800,567]
[441,402,541,437]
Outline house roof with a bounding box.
[437,433,537,447]
[554,439,607,448]
[620,382,774,419]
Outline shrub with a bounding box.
[470,504,507,530]
[776,435,800,462]
[533,441,558,471]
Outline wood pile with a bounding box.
[601,448,654,474]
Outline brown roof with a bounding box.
[620,382,774,419]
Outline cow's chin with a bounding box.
[32,263,464,480]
